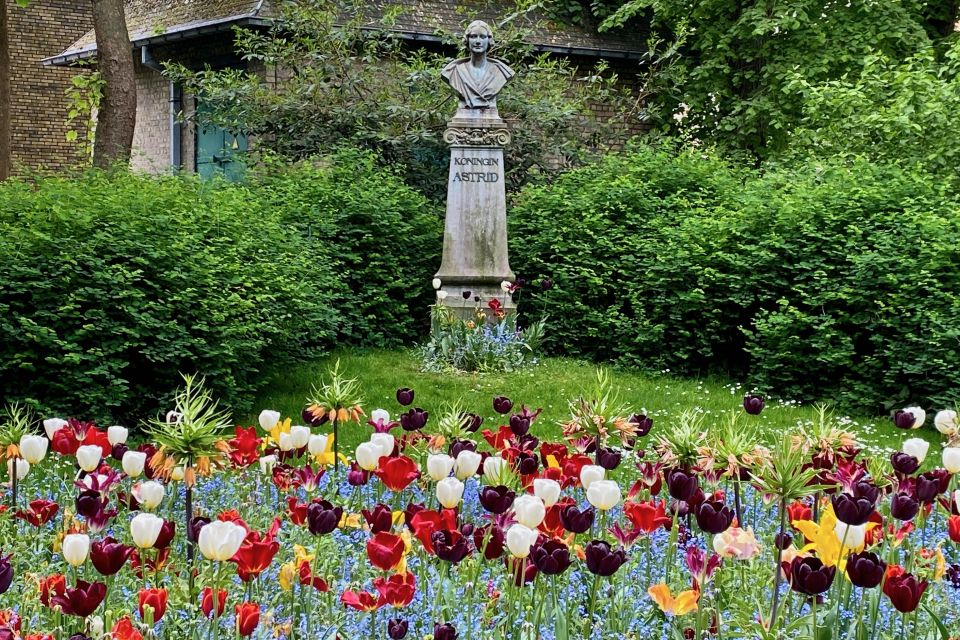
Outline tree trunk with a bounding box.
[0,0,12,180]
[91,0,135,168]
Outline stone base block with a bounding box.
[435,282,515,323]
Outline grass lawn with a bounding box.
[251,349,933,456]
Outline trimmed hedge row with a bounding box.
[510,146,960,413]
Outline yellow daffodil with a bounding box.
[794,504,876,569]
[338,512,362,529]
[648,583,699,616]
[278,562,297,591]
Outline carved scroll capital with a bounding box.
[443,126,511,147]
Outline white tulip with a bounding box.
[512,494,546,528]
[580,464,605,490]
[834,521,866,549]
[198,520,247,561]
[587,479,622,511]
[259,455,278,475]
[371,409,390,424]
[505,524,539,558]
[76,445,102,472]
[533,478,562,507]
[107,426,129,446]
[62,533,90,567]
[137,481,165,510]
[370,433,395,459]
[258,410,281,431]
[902,438,930,464]
[43,418,67,440]
[454,450,482,480]
[482,456,508,483]
[944,448,960,474]
[935,410,958,435]
[903,406,926,429]
[170,466,185,482]
[19,435,47,464]
[356,442,381,471]
[6,458,28,481]
[426,454,455,482]
[289,425,311,449]
[432,278,442,290]
[130,513,164,548]
[89,615,104,637]
[500,280,512,293]
[278,432,296,452]
[437,290,449,301]
[307,434,328,456]
[436,476,465,509]
[122,451,147,478]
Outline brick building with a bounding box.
[9,0,644,176]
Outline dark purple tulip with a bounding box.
[629,414,653,437]
[75,490,103,519]
[509,414,530,437]
[540,278,553,291]
[189,516,210,543]
[347,463,370,486]
[893,409,917,429]
[0,630,14,640]
[846,551,886,589]
[153,519,176,549]
[596,447,622,471]
[831,493,875,526]
[396,388,415,407]
[307,500,342,536]
[461,413,483,433]
[515,452,539,476]
[399,408,428,431]
[434,623,458,640]
[853,481,880,505]
[560,505,595,534]
[493,396,513,415]
[743,394,765,415]
[532,539,572,575]
[0,555,12,594]
[890,452,920,475]
[788,557,835,595]
[362,504,393,534]
[478,486,515,514]
[916,472,941,503]
[666,469,699,502]
[388,618,409,639]
[775,532,793,550]
[111,443,128,461]
[69,635,92,640]
[448,439,477,459]
[584,540,627,576]
[90,537,131,576]
[431,530,470,564]
[890,492,919,521]
[302,407,328,427]
[462,291,472,300]
[473,524,505,560]
[695,499,734,534]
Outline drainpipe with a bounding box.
[141,46,182,170]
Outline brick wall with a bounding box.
[130,62,171,173]
[7,0,92,173]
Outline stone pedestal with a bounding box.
[434,107,515,320]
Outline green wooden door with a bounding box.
[195,103,248,181]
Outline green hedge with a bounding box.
[0,151,441,422]
[510,146,960,413]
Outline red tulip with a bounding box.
[111,616,143,640]
[373,572,416,607]
[367,532,405,571]
[138,587,167,622]
[50,427,80,456]
[883,565,927,613]
[341,589,384,612]
[948,515,960,544]
[286,497,308,526]
[374,456,420,492]
[50,580,106,617]
[200,587,227,618]
[232,529,281,582]
[409,509,458,554]
[624,500,672,533]
[15,499,59,527]
[297,561,329,592]
[38,574,65,607]
[227,427,261,468]
[91,537,132,576]
[235,602,260,636]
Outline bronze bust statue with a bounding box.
[441,20,515,109]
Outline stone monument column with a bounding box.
[433,20,516,319]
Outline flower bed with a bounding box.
[0,374,959,639]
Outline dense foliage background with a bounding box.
[0,150,439,422]
[510,146,960,413]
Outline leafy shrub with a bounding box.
[254,149,442,346]
[510,145,960,413]
[420,304,545,373]
[0,170,341,423]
